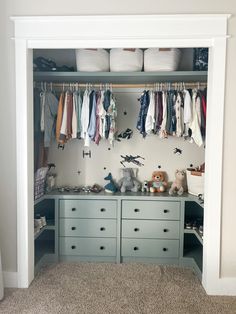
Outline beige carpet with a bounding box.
[0,263,236,314]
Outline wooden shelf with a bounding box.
[34,195,46,205]
[34,221,55,240]
[34,71,208,84]
[184,246,203,272]
[184,228,203,245]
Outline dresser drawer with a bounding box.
[122,239,179,258]
[59,237,116,256]
[59,200,117,219]
[122,220,179,239]
[122,200,180,220]
[59,218,116,237]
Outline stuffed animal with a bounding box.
[150,171,167,193]
[169,170,187,196]
[104,173,118,193]
[141,180,149,192]
[118,168,141,193]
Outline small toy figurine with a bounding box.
[104,173,118,193]
[150,171,167,193]
[120,155,145,167]
[141,180,149,192]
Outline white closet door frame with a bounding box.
[11,15,232,295]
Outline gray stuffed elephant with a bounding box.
[118,168,141,192]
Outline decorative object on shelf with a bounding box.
[173,147,182,155]
[110,48,143,72]
[117,128,133,141]
[144,48,181,72]
[34,167,48,200]
[46,163,57,192]
[76,48,110,72]
[169,169,187,196]
[118,168,141,193]
[186,163,205,196]
[34,57,74,72]
[104,173,118,193]
[141,180,150,193]
[193,48,208,71]
[198,193,204,204]
[120,155,145,167]
[90,184,103,193]
[149,171,167,193]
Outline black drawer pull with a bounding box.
[71,227,76,230]
[163,209,169,213]
[134,208,140,213]
[100,208,106,212]
[163,248,168,252]
[133,246,139,251]
[134,228,140,232]
[71,245,76,249]
[72,208,76,212]
[163,229,168,232]
[100,246,105,250]
[100,227,105,231]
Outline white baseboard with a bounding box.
[206,278,236,296]
[3,271,18,288]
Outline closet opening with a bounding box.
[33,47,207,279]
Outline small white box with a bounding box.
[110,48,143,72]
[186,169,204,196]
[144,48,181,71]
[76,49,110,72]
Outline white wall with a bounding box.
[1,0,236,278]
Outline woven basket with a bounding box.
[144,48,181,71]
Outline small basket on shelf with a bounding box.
[186,164,205,196]
[34,167,48,200]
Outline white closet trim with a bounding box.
[11,14,232,295]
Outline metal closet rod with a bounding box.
[35,82,207,89]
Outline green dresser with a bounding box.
[121,200,181,263]
[59,199,117,262]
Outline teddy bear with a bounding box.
[118,168,141,193]
[150,171,167,193]
[169,169,187,196]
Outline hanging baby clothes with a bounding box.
[56,92,65,144]
[88,91,97,140]
[136,90,150,137]
[94,91,102,145]
[189,89,203,147]
[34,88,48,171]
[40,91,58,147]
[155,91,163,133]
[165,90,176,135]
[175,91,184,137]
[80,89,90,147]
[160,91,168,139]
[183,89,192,138]
[107,93,117,145]
[73,90,83,138]
[145,90,155,135]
